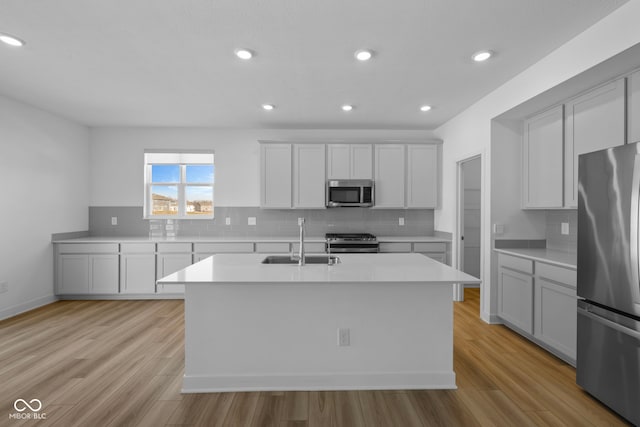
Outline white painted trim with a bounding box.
[454,151,485,303]
[0,294,58,321]
[182,371,456,393]
[57,294,185,300]
[481,311,503,325]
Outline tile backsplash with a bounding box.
[89,206,435,238]
[546,210,577,252]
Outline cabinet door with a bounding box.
[523,105,564,208]
[260,143,292,208]
[57,254,89,294]
[293,144,326,208]
[498,267,534,334]
[374,144,405,208]
[535,278,577,361]
[629,70,640,144]
[156,253,192,294]
[420,252,446,264]
[351,144,373,179]
[327,144,351,179]
[121,253,156,294]
[406,144,438,208]
[564,79,625,207]
[90,254,119,293]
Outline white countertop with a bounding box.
[494,248,576,269]
[157,253,479,285]
[53,235,450,244]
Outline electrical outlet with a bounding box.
[0,281,8,294]
[493,224,505,234]
[225,217,231,225]
[298,217,304,226]
[248,217,257,226]
[561,222,569,235]
[398,217,405,226]
[111,217,118,226]
[337,328,350,347]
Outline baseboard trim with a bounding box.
[0,294,58,321]
[57,294,185,300]
[182,371,456,393]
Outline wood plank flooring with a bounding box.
[0,289,631,426]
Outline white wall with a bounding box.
[434,0,640,322]
[0,95,89,319]
[89,128,436,207]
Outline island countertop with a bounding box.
[157,253,481,285]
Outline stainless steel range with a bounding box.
[325,233,379,253]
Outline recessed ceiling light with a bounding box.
[262,104,275,111]
[354,49,373,61]
[0,33,25,47]
[420,105,432,112]
[341,105,354,112]
[235,48,253,60]
[472,50,493,62]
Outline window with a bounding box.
[143,151,214,219]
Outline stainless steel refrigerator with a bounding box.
[577,142,640,426]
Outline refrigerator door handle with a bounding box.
[578,306,640,340]
[631,154,640,297]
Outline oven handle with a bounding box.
[578,306,640,340]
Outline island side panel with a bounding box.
[183,281,454,392]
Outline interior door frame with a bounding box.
[454,152,484,302]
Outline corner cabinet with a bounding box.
[522,105,564,208]
[293,144,326,208]
[260,143,292,208]
[629,69,640,144]
[56,244,119,295]
[564,78,626,208]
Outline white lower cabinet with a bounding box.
[156,243,193,294]
[56,244,119,295]
[497,252,577,365]
[497,256,534,334]
[120,243,156,294]
[534,277,577,361]
[379,241,448,265]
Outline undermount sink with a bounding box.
[261,255,340,265]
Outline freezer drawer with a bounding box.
[577,302,640,426]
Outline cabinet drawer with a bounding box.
[157,243,192,253]
[536,262,576,288]
[121,243,155,253]
[194,242,254,253]
[379,242,412,253]
[293,242,326,253]
[413,242,446,252]
[57,243,118,254]
[499,253,533,274]
[255,242,290,253]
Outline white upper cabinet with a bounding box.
[327,144,372,179]
[522,105,564,209]
[629,70,640,144]
[374,144,405,208]
[406,144,438,208]
[564,78,625,207]
[293,144,326,208]
[260,143,292,209]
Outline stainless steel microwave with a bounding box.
[326,179,374,207]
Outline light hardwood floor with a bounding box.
[0,289,630,426]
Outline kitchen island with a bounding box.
[157,253,480,393]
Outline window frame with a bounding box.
[143,151,214,220]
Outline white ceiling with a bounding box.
[0,0,629,129]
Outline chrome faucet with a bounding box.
[298,217,305,266]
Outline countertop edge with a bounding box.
[494,248,576,270]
